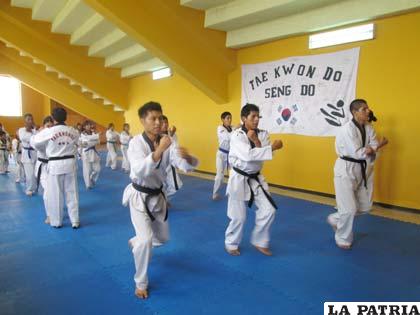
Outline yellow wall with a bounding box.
[125,11,420,210]
[0,82,48,136]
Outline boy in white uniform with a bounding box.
[31,108,80,229]
[18,114,37,196]
[122,101,198,299]
[80,120,101,189]
[120,123,132,173]
[105,123,119,170]
[161,115,182,204]
[12,133,25,183]
[213,112,234,200]
[225,104,283,256]
[0,130,8,174]
[327,99,388,249]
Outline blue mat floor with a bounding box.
[0,155,419,315]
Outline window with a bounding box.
[0,76,22,116]
[309,23,374,49]
[152,67,172,80]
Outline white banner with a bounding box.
[241,48,360,136]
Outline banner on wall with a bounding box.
[241,47,360,136]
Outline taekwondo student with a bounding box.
[12,132,25,183]
[327,99,388,249]
[80,120,101,189]
[18,114,37,196]
[225,103,283,257]
[212,111,234,200]
[122,101,198,299]
[105,123,119,170]
[0,130,8,174]
[161,115,182,204]
[31,108,80,229]
[120,123,132,173]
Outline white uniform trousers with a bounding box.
[13,154,25,182]
[0,151,8,173]
[23,162,36,193]
[225,182,276,250]
[106,143,118,169]
[328,175,370,247]
[82,159,101,189]
[121,145,130,172]
[47,171,79,226]
[128,195,169,290]
[213,151,229,197]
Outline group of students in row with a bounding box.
[0,98,388,300]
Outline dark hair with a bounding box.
[368,111,377,122]
[221,111,231,119]
[161,115,168,122]
[123,123,130,129]
[0,130,5,137]
[83,120,93,128]
[43,116,53,125]
[138,101,162,118]
[349,99,367,115]
[23,113,33,120]
[52,107,67,123]
[108,123,114,129]
[241,103,259,118]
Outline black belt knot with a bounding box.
[132,183,168,221]
[340,156,367,188]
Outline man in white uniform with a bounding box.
[18,114,37,196]
[12,133,25,183]
[105,123,119,170]
[225,104,283,257]
[31,108,80,229]
[122,101,198,299]
[327,99,388,249]
[161,115,182,204]
[34,116,54,224]
[0,130,8,174]
[212,112,234,200]
[80,120,101,189]
[120,123,132,173]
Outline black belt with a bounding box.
[49,155,75,161]
[340,156,367,188]
[36,158,49,192]
[171,166,179,191]
[233,167,277,210]
[131,183,168,222]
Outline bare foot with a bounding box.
[44,217,50,224]
[128,239,133,250]
[135,288,148,299]
[225,247,240,256]
[212,194,221,201]
[254,245,272,256]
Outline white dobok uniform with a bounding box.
[105,129,119,170]
[163,133,183,201]
[31,124,80,227]
[122,133,198,290]
[120,131,131,172]
[213,125,233,198]
[225,127,277,251]
[80,132,101,189]
[328,120,379,247]
[18,127,37,194]
[34,136,49,218]
[12,138,25,182]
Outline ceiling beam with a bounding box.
[121,58,166,78]
[0,43,125,127]
[0,0,129,108]
[84,0,237,104]
[226,0,420,48]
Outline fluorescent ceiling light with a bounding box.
[152,67,171,80]
[309,23,374,49]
